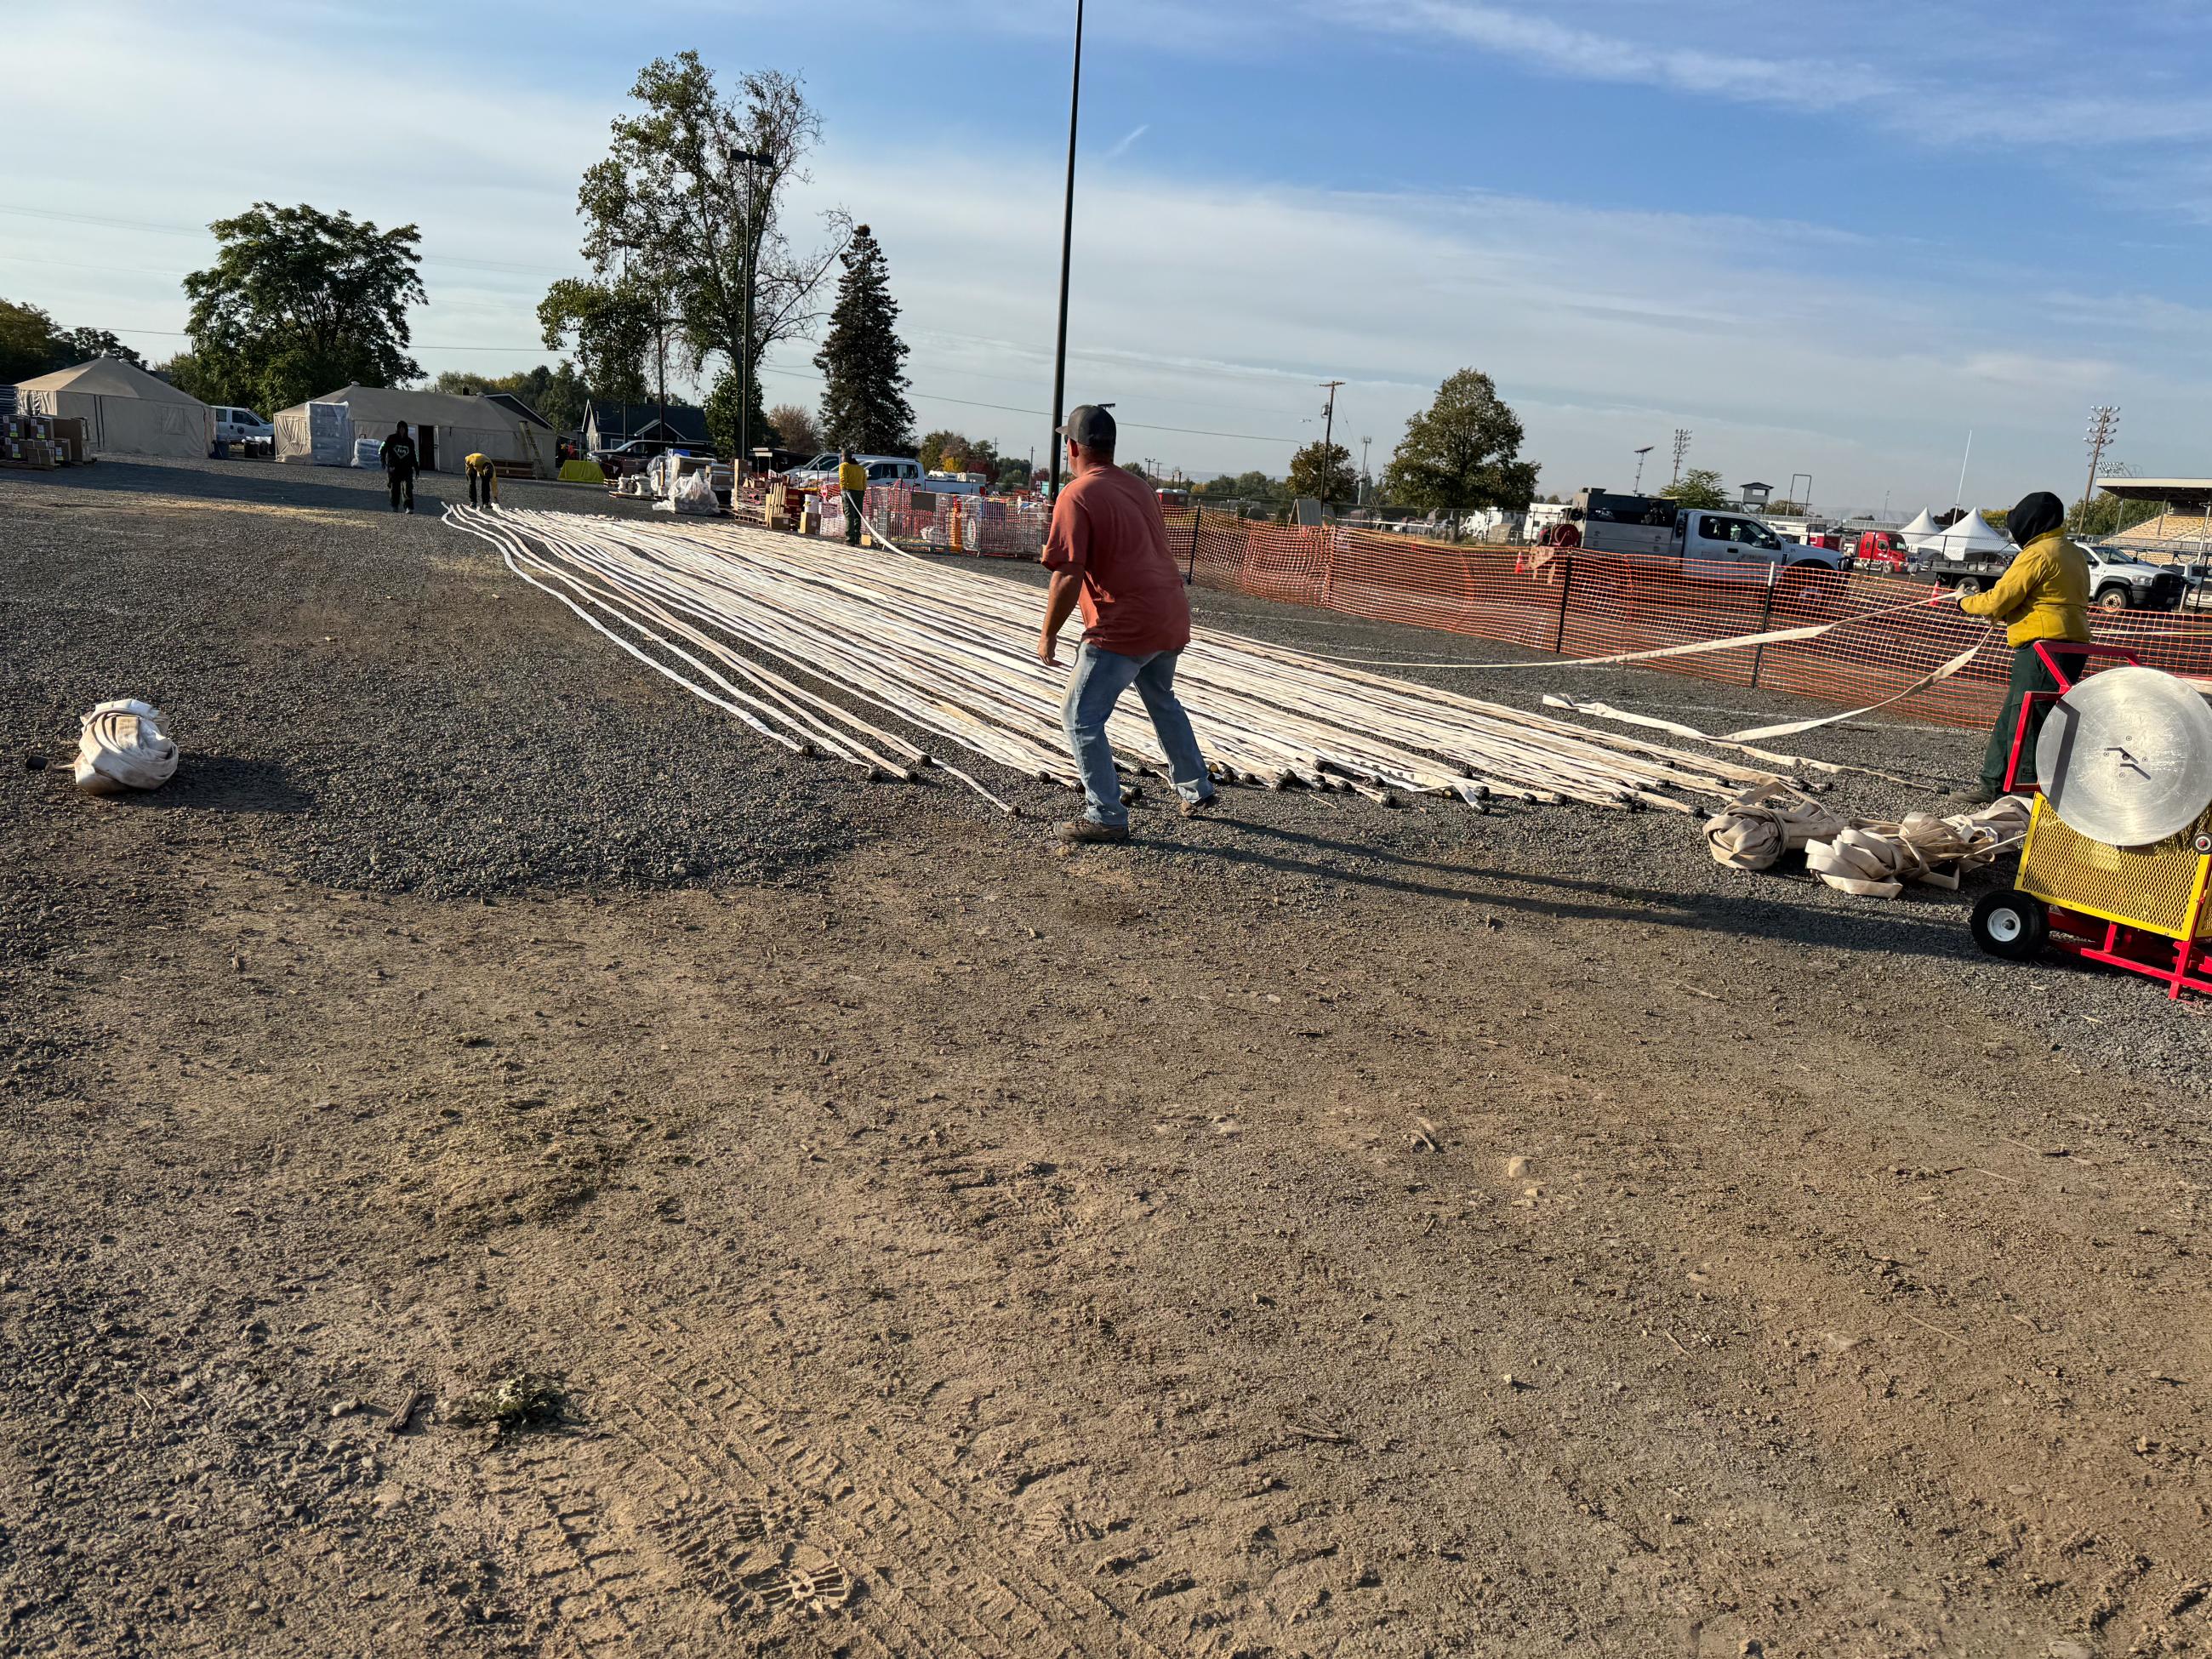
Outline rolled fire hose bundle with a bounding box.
[1707,781,2029,897]
[1804,796,2029,898]
[1702,784,1845,871]
[73,698,178,795]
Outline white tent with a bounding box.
[272,385,551,477]
[14,357,214,459]
[1899,508,1940,541]
[1916,510,2012,562]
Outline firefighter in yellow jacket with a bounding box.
[1954,490,2090,801]
[836,449,869,547]
[465,453,499,509]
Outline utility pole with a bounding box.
[1046,0,1085,503]
[1670,428,1691,484]
[1633,445,1654,492]
[1318,379,1344,514]
[1360,435,1372,504]
[2084,405,2120,528]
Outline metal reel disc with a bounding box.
[2036,666,2212,847]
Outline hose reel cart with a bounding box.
[1970,644,2212,998]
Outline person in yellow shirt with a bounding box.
[835,449,869,547]
[465,453,499,509]
[1954,490,2090,801]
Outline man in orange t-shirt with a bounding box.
[1038,404,1217,844]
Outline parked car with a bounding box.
[212,405,273,450]
[594,437,696,478]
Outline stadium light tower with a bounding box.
[2084,405,2120,521]
[1671,428,1691,483]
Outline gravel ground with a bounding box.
[3,456,2209,1657]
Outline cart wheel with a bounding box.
[1970,888,2049,961]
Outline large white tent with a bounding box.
[14,357,214,459]
[1915,510,2012,562]
[1899,508,1940,542]
[272,385,551,476]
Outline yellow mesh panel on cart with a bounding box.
[2019,798,2212,938]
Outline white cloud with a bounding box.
[1105,124,1150,161]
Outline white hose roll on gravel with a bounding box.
[73,698,178,795]
[1703,784,1844,871]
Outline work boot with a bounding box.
[1056,818,1130,846]
[1179,791,1222,820]
[1957,783,2000,804]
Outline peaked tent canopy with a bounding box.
[14,356,214,459]
[1899,508,1940,539]
[271,385,552,476]
[1916,510,2012,562]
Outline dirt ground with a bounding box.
[3,461,2209,1658]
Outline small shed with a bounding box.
[14,357,214,459]
[272,385,552,476]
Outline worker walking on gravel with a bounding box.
[1953,489,2091,801]
[379,421,419,515]
[1037,404,1218,844]
[465,452,498,509]
[837,448,869,547]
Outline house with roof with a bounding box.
[583,400,710,454]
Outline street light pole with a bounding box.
[727,146,772,488]
[1633,445,1654,492]
[1047,0,1084,505]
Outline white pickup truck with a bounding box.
[1569,489,1843,582]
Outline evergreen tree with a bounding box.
[813,225,912,453]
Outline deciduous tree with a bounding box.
[0,299,60,383]
[1286,440,1356,505]
[572,52,847,446]
[813,225,912,454]
[1661,467,1730,510]
[536,277,656,407]
[182,202,425,412]
[1383,368,1536,514]
[768,402,822,454]
[55,327,145,368]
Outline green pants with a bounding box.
[1981,642,2086,794]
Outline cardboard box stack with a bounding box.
[1,412,60,470]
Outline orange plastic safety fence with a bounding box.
[856,489,2212,732]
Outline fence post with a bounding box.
[1553,556,1575,653]
[1187,504,1202,586]
[1749,559,1779,687]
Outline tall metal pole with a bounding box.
[1953,430,1973,511]
[1046,0,1084,504]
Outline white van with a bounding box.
[213,406,274,448]
[785,452,924,490]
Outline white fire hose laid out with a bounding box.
[72,699,178,795]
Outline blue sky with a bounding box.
[12,1,2212,512]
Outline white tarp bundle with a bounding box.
[1916,510,2011,562]
[14,357,214,459]
[273,385,551,476]
[74,699,178,794]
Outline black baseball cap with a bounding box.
[1055,404,1116,448]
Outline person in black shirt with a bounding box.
[379,422,419,514]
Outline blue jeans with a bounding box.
[1061,641,1215,828]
